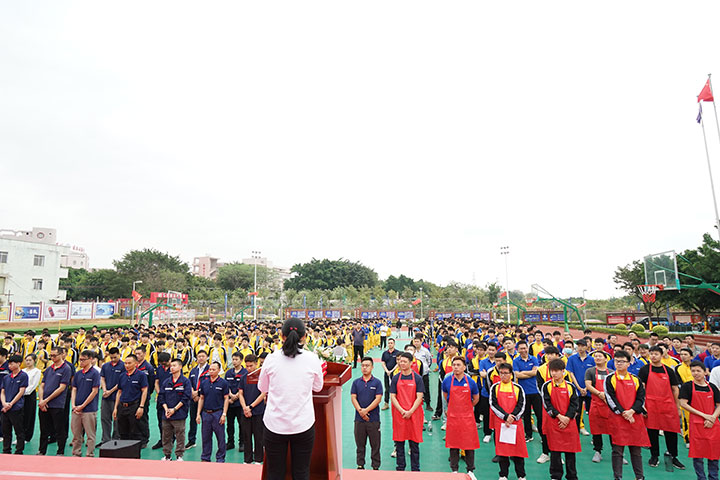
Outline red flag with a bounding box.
[578,301,587,308]
[131,290,142,302]
[499,291,508,299]
[698,80,714,102]
[248,291,258,296]
[412,298,422,305]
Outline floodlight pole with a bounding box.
[252,250,261,321]
[500,246,513,326]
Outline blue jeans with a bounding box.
[693,458,719,480]
[395,440,420,471]
[201,410,226,462]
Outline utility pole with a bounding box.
[252,250,261,321]
[500,246,511,324]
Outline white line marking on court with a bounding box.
[0,471,194,480]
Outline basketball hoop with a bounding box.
[637,284,664,303]
[526,297,538,307]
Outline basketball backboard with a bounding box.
[643,250,680,290]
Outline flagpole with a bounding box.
[708,74,720,148]
[699,109,720,239]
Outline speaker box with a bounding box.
[99,440,142,459]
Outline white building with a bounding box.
[0,227,87,306]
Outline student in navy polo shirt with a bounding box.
[100,347,124,445]
[380,338,400,410]
[158,358,191,461]
[197,361,229,463]
[238,353,266,464]
[70,350,101,457]
[113,354,148,442]
[38,347,72,455]
[135,347,155,448]
[186,349,210,449]
[513,341,543,443]
[151,352,172,450]
[350,356,383,470]
[1,355,28,454]
[225,351,246,452]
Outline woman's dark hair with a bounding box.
[281,318,306,358]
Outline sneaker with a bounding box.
[381,403,389,410]
[476,423,482,429]
[518,478,526,480]
[468,472,477,480]
[672,457,686,470]
[357,466,365,470]
[185,442,196,449]
[426,405,433,411]
[151,441,163,450]
[537,453,550,464]
[623,457,629,465]
[160,456,170,461]
[483,435,492,443]
[525,436,534,443]
[532,425,539,433]
[499,477,508,480]
[391,448,397,458]
[431,415,441,421]
[441,425,446,431]
[176,457,184,462]
[592,451,602,463]
[580,427,590,436]
[648,456,659,467]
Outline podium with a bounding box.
[247,361,352,480]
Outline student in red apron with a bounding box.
[490,362,528,480]
[390,352,425,472]
[541,358,581,480]
[442,357,480,478]
[638,345,684,469]
[678,360,720,480]
[604,350,649,480]
[585,350,613,463]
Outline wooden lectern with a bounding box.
[247,361,352,480]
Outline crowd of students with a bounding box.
[0,319,719,480]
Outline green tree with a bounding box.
[670,234,720,321]
[113,249,189,295]
[383,275,417,293]
[284,259,378,291]
[64,268,129,300]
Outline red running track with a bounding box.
[0,454,469,480]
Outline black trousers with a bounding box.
[592,434,607,452]
[648,429,678,458]
[612,444,644,479]
[434,379,444,417]
[422,374,431,407]
[241,414,264,463]
[23,391,36,441]
[550,451,577,480]
[524,393,549,454]
[499,456,526,478]
[264,424,315,480]
[39,407,67,454]
[354,421,381,469]
[188,401,198,443]
[2,409,24,454]
[353,345,364,368]
[226,407,243,446]
[117,401,142,441]
[450,448,475,472]
[384,373,391,403]
[380,337,387,349]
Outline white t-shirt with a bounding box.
[258,349,324,435]
[380,325,389,337]
[23,367,42,394]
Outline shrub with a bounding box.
[613,323,627,330]
[631,323,646,333]
[652,325,669,336]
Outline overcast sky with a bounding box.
[3,1,720,299]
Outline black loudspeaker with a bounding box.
[99,439,142,459]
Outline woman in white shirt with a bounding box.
[22,353,42,441]
[258,318,324,480]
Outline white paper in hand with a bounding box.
[499,423,517,444]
